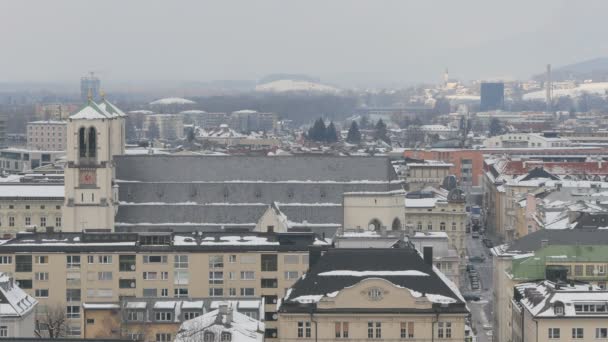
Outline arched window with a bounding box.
[440,222,446,231]
[221,332,232,342]
[368,219,382,231]
[204,332,215,342]
[391,218,401,231]
[78,127,86,158]
[87,127,97,158]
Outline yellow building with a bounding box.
[278,248,468,342]
[0,231,328,339]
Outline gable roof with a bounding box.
[176,306,264,342]
[280,248,466,314]
[70,100,113,120]
[98,99,126,117]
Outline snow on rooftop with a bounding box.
[404,198,437,208]
[154,301,177,309]
[318,270,429,277]
[0,185,64,198]
[149,97,196,105]
[125,302,147,309]
[70,105,108,120]
[82,303,120,310]
[524,82,608,100]
[255,79,340,94]
[199,235,279,246]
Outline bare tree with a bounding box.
[35,305,68,339]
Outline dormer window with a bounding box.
[554,303,564,316]
[204,332,215,342]
[368,288,383,301]
[221,332,232,342]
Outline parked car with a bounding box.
[469,255,485,263]
[472,232,480,238]
[463,293,481,301]
[466,264,475,272]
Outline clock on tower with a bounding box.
[79,169,97,186]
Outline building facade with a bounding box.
[278,248,468,342]
[0,184,64,237]
[0,231,325,339]
[26,121,67,151]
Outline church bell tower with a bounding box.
[62,96,125,232]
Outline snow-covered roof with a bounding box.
[150,97,196,105]
[175,304,264,342]
[404,197,437,208]
[255,79,340,94]
[0,184,64,199]
[0,273,38,317]
[516,280,608,318]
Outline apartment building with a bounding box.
[0,184,64,237]
[492,230,608,342]
[393,158,453,191]
[403,149,484,186]
[26,120,67,151]
[512,281,608,342]
[0,272,38,338]
[278,248,468,342]
[404,188,468,256]
[483,133,571,148]
[0,231,327,339]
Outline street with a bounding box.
[464,232,494,342]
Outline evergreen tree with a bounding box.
[374,119,390,144]
[346,121,361,144]
[307,118,327,142]
[325,122,338,143]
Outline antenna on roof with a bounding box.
[100,89,105,100]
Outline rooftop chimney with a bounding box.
[423,246,433,266]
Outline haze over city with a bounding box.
[4,2,608,342]
[3,0,608,87]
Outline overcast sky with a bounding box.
[2,0,608,87]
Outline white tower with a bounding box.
[62,96,125,232]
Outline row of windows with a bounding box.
[414,221,462,231]
[296,321,447,339]
[548,327,608,339]
[0,204,60,210]
[0,216,60,227]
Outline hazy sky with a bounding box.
[2,0,608,87]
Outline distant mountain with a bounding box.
[255,79,340,94]
[533,57,608,82]
[258,74,320,84]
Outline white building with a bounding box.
[175,302,264,342]
[0,273,38,338]
[0,148,65,173]
[143,114,184,140]
[26,120,67,151]
[483,133,572,148]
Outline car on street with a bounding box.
[472,232,480,238]
[466,264,475,272]
[469,255,485,263]
[463,293,481,301]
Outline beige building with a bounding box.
[342,190,406,231]
[26,120,67,151]
[0,272,38,338]
[512,281,608,342]
[394,158,453,191]
[279,248,468,342]
[0,184,64,237]
[404,188,468,256]
[0,231,326,339]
